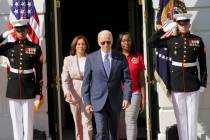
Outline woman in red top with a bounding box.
[116,32,146,140]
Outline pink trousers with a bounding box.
[69,100,93,140]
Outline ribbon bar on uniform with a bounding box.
[172,61,197,67]
[10,67,34,74]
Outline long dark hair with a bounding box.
[70,35,90,55]
[115,32,136,55]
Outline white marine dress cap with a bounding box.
[173,13,192,21]
[11,18,29,27]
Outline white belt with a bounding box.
[10,68,34,74]
[172,61,197,67]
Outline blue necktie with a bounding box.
[104,54,110,76]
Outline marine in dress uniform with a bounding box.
[148,13,207,140]
[0,19,43,140]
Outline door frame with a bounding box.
[45,0,63,139]
[45,0,159,139]
[142,0,159,140]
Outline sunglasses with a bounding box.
[15,27,27,32]
[178,22,189,26]
[100,41,112,45]
[177,20,190,26]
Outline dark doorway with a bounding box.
[60,0,129,56]
[59,0,146,139]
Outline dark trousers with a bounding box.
[93,99,120,140]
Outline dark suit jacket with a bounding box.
[82,50,132,112]
[148,29,207,92]
[0,35,43,99]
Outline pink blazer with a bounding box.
[61,55,86,103]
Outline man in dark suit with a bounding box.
[82,30,132,140]
[0,19,43,140]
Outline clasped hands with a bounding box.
[64,93,78,104]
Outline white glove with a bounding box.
[34,94,45,111]
[198,86,205,93]
[163,22,177,32]
[2,29,14,38]
[34,95,41,106]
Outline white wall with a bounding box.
[152,0,210,140]
[0,0,48,139]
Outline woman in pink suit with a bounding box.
[61,35,93,140]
